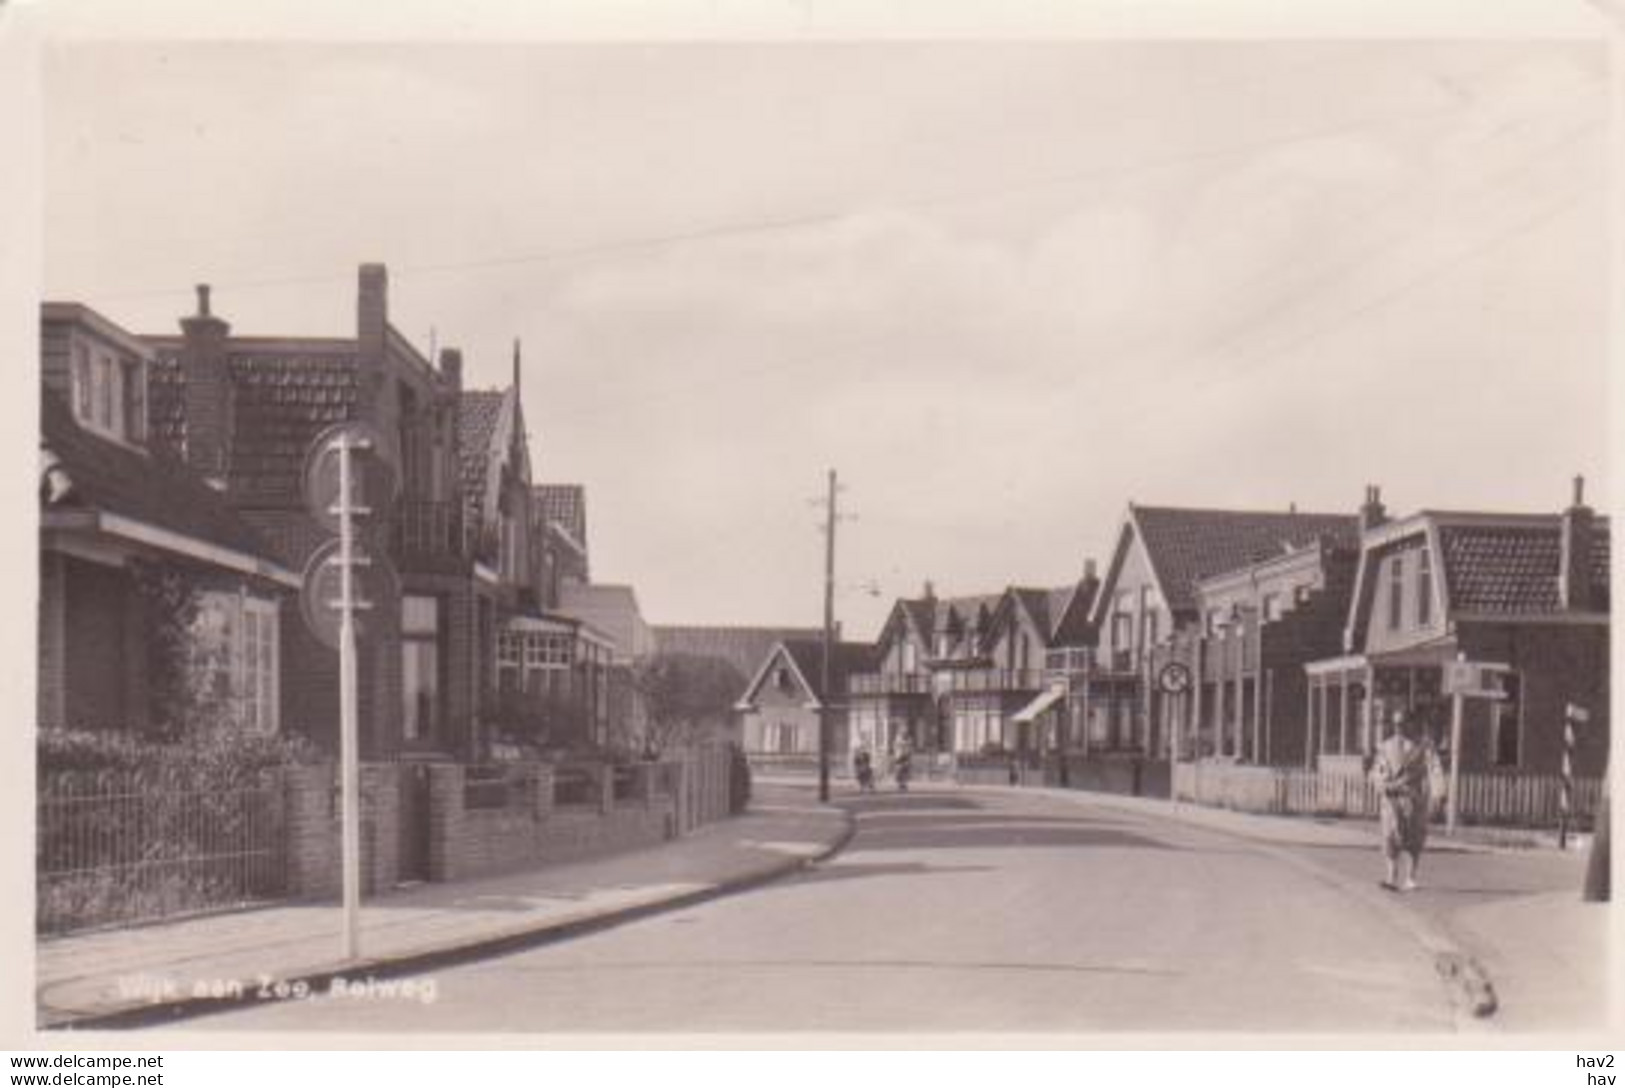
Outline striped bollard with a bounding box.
[1561,702,1588,849]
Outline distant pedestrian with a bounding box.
[1369,708,1442,892]
[892,732,914,792]
[853,746,876,793]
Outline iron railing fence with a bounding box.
[37,776,286,935]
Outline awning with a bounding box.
[1013,684,1066,724]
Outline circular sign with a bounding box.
[302,421,399,538]
[1157,661,1193,695]
[299,538,401,651]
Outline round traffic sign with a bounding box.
[1157,661,1193,695]
[302,421,399,538]
[299,538,401,651]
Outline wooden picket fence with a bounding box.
[1173,760,1603,829]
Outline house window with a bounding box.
[191,592,280,733]
[241,600,278,733]
[1417,547,1433,627]
[1205,608,1225,636]
[73,343,93,421]
[401,595,441,742]
[900,641,917,673]
[95,353,116,430]
[1387,554,1405,631]
[1112,612,1134,651]
[1144,612,1160,646]
[1491,673,1522,767]
[775,666,795,694]
[1262,593,1282,622]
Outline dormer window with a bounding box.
[70,335,147,445]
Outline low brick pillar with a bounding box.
[284,763,338,899]
[427,763,466,882]
[360,763,401,893]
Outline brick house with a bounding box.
[37,303,298,736]
[1078,502,1362,768]
[457,362,618,755]
[735,638,874,761]
[847,575,1098,759]
[1159,531,1361,767]
[135,266,622,763]
[1304,480,1610,777]
[137,269,507,760]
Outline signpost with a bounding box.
[299,422,397,962]
[1158,660,1192,784]
[1441,655,1510,834]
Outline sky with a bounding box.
[38,37,1611,637]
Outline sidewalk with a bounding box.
[947,780,1605,1032]
[36,785,852,1030]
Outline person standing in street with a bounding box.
[1369,708,1443,892]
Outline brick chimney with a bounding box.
[355,264,390,427]
[357,263,388,357]
[438,347,463,393]
[1358,484,1387,534]
[177,284,233,487]
[1560,474,1596,611]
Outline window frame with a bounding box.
[400,594,443,744]
[192,591,280,734]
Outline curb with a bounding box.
[42,806,858,1032]
[955,782,1504,1031]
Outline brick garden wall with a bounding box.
[280,747,734,896]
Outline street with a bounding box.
[196,786,1481,1034]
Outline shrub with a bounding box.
[39,727,319,794]
[36,728,319,933]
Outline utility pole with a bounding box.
[819,468,838,804]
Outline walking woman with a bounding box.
[1369,708,1443,892]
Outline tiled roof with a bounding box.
[1132,506,1360,614]
[535,484,587,545]
[1050,577,1100,646]
[148,348,362,505]
[779,639,877,701]
[40,390,278,565]
[145,354,187,457]
[1439,520,1610,614]
[1009,586,1075,640]
[653,625,823,680]
[458,390,507,501]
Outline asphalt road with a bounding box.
[198,786,1461,1035]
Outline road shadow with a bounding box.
[855,811,1135,828]
[836,793,984,814]
[849,825,1177,852]
[782,859,996,887]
